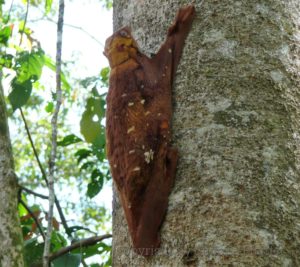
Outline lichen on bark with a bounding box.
[112,0,300,266]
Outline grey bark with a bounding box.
[112,0,300,266]
[0,72,24,266]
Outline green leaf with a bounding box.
[18,203,27,217]
[103,0,113,10]
[74,149,92,163]
[45,0,53,14]
[100,66,110,86]
[87,169,104,198]
[0,53,13,68]
[0,25,12,45]
[91,144,105,161]
[52,253,81,267]
[24,238,44,266]
[87,180,102,198]
[80,111,102,144]
[14,50,45,83]
[28,51,45,81]
[80,161,94,170]
[19,20,32,35]
[44,56,71,92]
[57,134,82,147]
[22,0,42,7]
[45,101,54,113]
[66,225,89,236]
[80,76,99,88]
[51,231,67,252]
[8,78,32,111]
[80,96,106,145]
[72,242,111,259]
[91,168,104,181]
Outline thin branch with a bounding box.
[19,198,45,241]
[28,16,104,47]
[63,23,104,47]
[20,185,49,199]
[81,258,88,267]
[7,0,15,19]
[43,0,65,266]
[54,197,70,236]
[20,109,71,237]
[49,234,112,261]
[19,109,48,184]
[19,0,29,46]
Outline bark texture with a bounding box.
[0,73,24,266]
[112,0,300,266]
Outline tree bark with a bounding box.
[112,0,300,266]
[0,72,24,266]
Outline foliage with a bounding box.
[1,0,112,266]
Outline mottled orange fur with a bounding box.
[104,5,195,257]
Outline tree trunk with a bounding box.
[0,72,24,266]
[112,0,300,266]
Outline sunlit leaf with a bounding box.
[45,0,53,14]
[19,20,32,35]
[8,78,32,111]
[28,51,45,81]
[80,96,106,145]
[18,203,27,217]
[100,66,110,86]
[103,0,113,10]
[44,56,71,92]
[14,50,45,83]
[0,25,12,45]
[80,110,102,144]
[45,101,54,113]
[21,0,42,6]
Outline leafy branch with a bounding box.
[28,16,104,47]
[19,197,45,241]
[49,234,112,261]
[2,1,113,265]
[19,108,71,237]
[19,185,49,199]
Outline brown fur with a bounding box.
[104,5,195,257]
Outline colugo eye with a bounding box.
[119,30,129,37]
